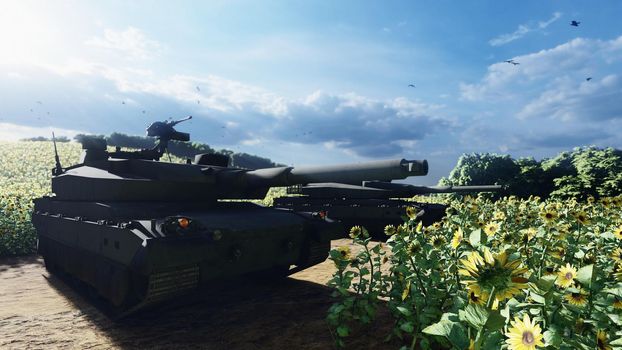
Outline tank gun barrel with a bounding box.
[242,159,428,187]
[362,181,502,196]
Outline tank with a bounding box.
[31,116,428,316]
[273,180,501,237]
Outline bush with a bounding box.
[441,147,622,199]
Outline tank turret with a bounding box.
[32,117,429,317]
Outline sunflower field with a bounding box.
[327,194,622,350]
[0,141,82,256]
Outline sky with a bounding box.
[0,0,621,185]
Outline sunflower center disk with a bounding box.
[478,266,511,291]
[522,331,535,345]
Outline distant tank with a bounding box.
[32,116,427,316]
[273,181,501,237]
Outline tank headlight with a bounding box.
[178,217,190,229]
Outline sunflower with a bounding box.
[564,288,588,306]
[501,232,515,244]
[406,206,419,220]
[554,224,570,239]
[484,222,500,237]
[494,211,506,220]
[335,246,351,261]
[459,249,528,304]
[476,219,486,228]
[429,234,446,249]
[613,297,622,310]
[587,196,595,204]
[521,228,537,242]
[572,211,590,225]
[468,203,479,213]
[451,227,463,250]
[614,264,622,282]
[505,313,545,350]
[556,263,577,288]
[384,225,396,236]
[601,198,612,208]
[613,226,622,240]
[408,242,422,255]
[597,330,612,350]
[466,285,488,306]
[539,208,558,225]
[550,247,566,260]
[349,225,362,239]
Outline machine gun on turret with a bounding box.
[77,116,193,163]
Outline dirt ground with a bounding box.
[0,239,401,350]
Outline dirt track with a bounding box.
[0,239,398,350]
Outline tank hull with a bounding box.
[33,198,341,316]
[273,197,447,237]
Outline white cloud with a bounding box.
[489,12,562,46]
[518,74,622,121]
[85,27,162,60]
[0,122,84,141]
[461,36,622,102]
[0,59,449,158]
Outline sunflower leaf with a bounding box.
[422,319,454,336]
[484,310,505,331]
[602,283,622,297]
[459,304,488,329]
[481,330,503,350]
[336,325,349,337]
[576,264,594,288]
[543,325,562,347]
[400,321,414,333]
[469,229,485,247]
[396,306,412,317]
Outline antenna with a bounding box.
[52,132,63,175]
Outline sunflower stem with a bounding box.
[537,244,548,279]
[408,255,428,298]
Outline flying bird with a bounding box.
[505,59,520,65]
[196,86,201,92]
[570,20,580,27]
[36,101,42,105]
[197,100,201,104]
[586,77,592,81]
[121,101,125,105]
[142,110,146,113]
[408,84,415,88]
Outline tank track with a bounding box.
[41,237,200,318]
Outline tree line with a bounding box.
[440,146,622,199]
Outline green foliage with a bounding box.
[0,141,82,256]
[441,147,622,199]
